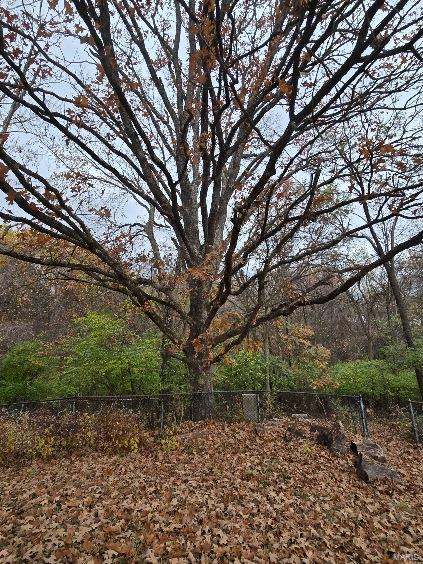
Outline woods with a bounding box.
[0,0,423,415]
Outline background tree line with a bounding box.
[1,238,421,404]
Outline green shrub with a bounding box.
[214,348,330,392]
[0,341,70,403]
[214,349,267,390]
[381,339,423,374]
[0,312,190,402]
[62,312,163,395]
[269,358,296,390]
[159,356,189,393]
[328,360,419,401]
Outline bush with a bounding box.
[381,339,423,374]
[0,312,189,402]
[0,408,154,466]
[214,346,333,392]
[0,341,71,403]
[214,349,267,390]
[62,312,163,395]
[328,360,419,401]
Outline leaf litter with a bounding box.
[0,419,422,563]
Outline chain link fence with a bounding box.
[262,391,368,436]
[0,390,369,435]
[3,393,422,444]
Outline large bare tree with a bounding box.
[1,0,423,413]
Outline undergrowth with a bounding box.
[0,408,154,466]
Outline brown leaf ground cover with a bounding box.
[0,419,422,563]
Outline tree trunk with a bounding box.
[185,281,215,420]
[264,322,271,394]
[187,353,214,421]
[263,321,273,418]
[159,334,172,393]
[366,336,374,361]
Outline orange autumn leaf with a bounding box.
[0,164,10,181]
[74,95,90,109]
[6,190,17,204]
[63,0,74,15]
[278,80,293,96]
[379,143,396,155]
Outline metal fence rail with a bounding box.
[0,390,368,435]
[408,399,423,447]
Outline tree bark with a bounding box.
[187,353,214,421]
[264,321,271,394]
[367,337,374,361]
[185,281,214,420]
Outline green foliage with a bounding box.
[214,349,267,390]
[328,360,419,401]
[159,427,179,452]
[0,341,71,403]
[214,345,332,392]
[62,312,163,395]
[268,358,296,390]
[303,443,312,456]
[222,349,419,401]
[328,339,422,401]
[381,339,423,374]
[1,311,420,404]
[0,312,189,402]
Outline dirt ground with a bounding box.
[0,419,422,563]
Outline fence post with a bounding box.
[408,399,421,447]
[160,399,165,431]
[359,395,369,438]
[242,393,260,423]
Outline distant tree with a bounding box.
[337,107,423,395]
[0,229,151,351]
[1,0,423,414]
